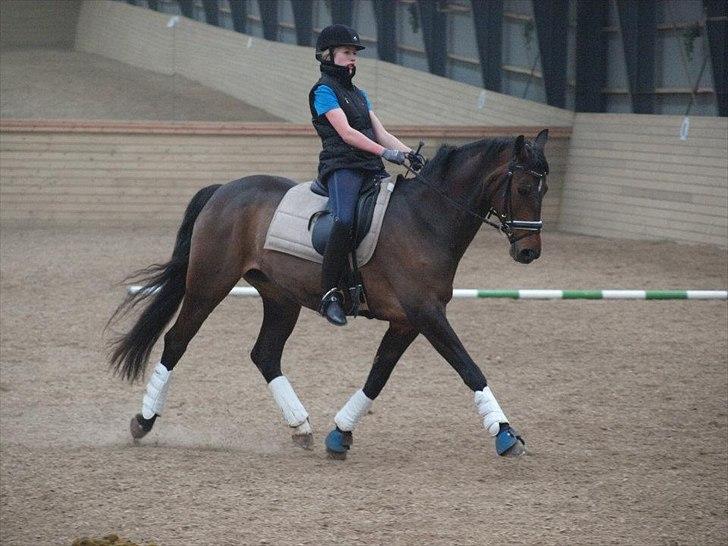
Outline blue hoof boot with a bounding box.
[325,427,353,460]
[496,424,526,457]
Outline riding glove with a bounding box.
[381,148,406,165]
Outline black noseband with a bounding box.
[485,163,546,244]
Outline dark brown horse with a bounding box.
[108,130,550,459]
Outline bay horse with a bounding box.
[108,129,550,459]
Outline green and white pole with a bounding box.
[128,286,727,300]
[450,289,727,300]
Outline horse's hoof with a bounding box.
[327,450,348,460]
[130,413,156,440]
[496,424,526,457]
[501,439,526,457]
[292,432,313,449]
[291,419,313,449]
[325,427,352,459]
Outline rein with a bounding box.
[407,162,547,244]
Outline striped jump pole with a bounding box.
[127,286,727,300]
[451,289,728,300]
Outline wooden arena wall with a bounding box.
[73,0,574,127]
[2,1,726,247]
[0,0,82,49]
[560,114,728,246]
[0,122,570,227]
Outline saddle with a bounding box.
[308,174,382,255]
[263,174,398,317]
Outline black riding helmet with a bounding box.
[315,24,365,62]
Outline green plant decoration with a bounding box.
[523,19,534,49]
[681,23,701,62]
[408,3,420,34]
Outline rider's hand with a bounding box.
[380,148,406,165]
[406,150,426,171]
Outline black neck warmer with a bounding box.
[319,61,356,89]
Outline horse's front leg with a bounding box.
[325,322,418,459]
[407,301,525,457]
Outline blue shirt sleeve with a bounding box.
[313,85,340,116]
[359,89,373,111]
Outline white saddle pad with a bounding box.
[263,176,397,267]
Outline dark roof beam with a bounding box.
[257,0,279,41]
[417,0,447,77]
[703,0,727,116]
[291,0,313,46]
[229,0,248,34]
[533,0,569,109]
[575,0,608,112]
[617,0,657,114]
[330,0,352,27]
[472,0,503,92]
[373,0,397,63]
[202,0,219,27]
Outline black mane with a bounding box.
[419,138,513,180]
[419,136,548,180]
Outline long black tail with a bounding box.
[107,184,222,383]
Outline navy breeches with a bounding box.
[326,168,365,230]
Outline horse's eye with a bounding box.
[517,185,530,196]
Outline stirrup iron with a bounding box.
[319,288,347,326]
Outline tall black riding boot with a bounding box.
[320,218,349,326]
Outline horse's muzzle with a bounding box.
[510,239,541,264]
[516,248,539,263]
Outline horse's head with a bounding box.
[489,129,549,264]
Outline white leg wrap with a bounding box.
[268,376,309,428]
[474,386,508,436]
[294,420,312,435]
[141,362,172,419]
[334,389,373,432]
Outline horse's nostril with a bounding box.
[518,249,538,262]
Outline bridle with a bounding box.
[407,159,548,244]
[485,162,547,243]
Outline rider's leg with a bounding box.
[320,168,364,326]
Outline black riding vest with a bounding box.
[309,62,385,181]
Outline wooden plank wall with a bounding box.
[0,128,317,225]
[0,122,570,227]
[559,114,728,246]
[74,0,574,127]
[0,0,82,49]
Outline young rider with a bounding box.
[309,24,420,326]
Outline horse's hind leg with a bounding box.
[325,322,418,459]
[249,292,311,448]
[130,273,241,440]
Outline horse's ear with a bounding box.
[513,135,525,157]
[534,128,549,150]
